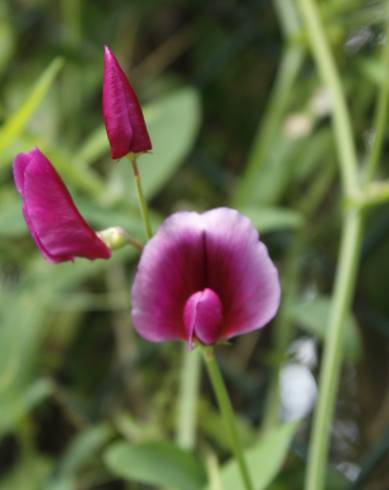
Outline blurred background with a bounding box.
[0,0,388,489]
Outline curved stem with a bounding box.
[129,157,153,239]
[364,11,389,182]
[298,0,359,197]
[201,347,253,490]
[305,211,362,490]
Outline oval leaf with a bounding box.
[104,440,206,490]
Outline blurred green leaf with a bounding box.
[54,424,113,481]
[0,57,63,156]
[291,296,362,362]
[238,206,304,233]
[0,378,52,437]
[205,422,298,490]
[141,88,201,198]
[0,454,53,490]
[0,198,25,236]
[104,440,207,490]
[0,3,15,77]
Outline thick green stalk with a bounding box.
[305,211,362,489]
[176,347,201,449]
[129,157,153,239]
[298,0,359,197]
[202,347,253,490]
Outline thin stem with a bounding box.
[364,11,389,182]
[262,234,303,431]
[233,46,304,205]
[298,0,359,197]
[176,347,201,449]
[305,211,363,490]
[201,346,253,490]
[262,161,336,431]
[129,156,153,239]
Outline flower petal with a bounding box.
[183,288,223,349]
[202,208,280,339]
[131,208,280,345]
[14,149,111,263]
[103,46,152,158]
[131,212,205,342]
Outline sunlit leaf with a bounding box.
[0,57,63,156]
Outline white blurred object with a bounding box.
[280,363,317,422]
[288,337,317,369]
[310,87,331,118]
[283,113,313,139]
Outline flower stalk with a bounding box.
[201,346,253,490]
[129,156,153,240]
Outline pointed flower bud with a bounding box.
[13,148,111,263]
[102,46,152,159]
[131,208,281,347]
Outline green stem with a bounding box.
[262,161,335,431]
[201,347,253,490]
[305,211,363,490]
[176,347,201,449]
[364,11,389,182]
[262,233,303,431]
[234,46,304,205]
[298,0,359,197]
[129,157,153,239]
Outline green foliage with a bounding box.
[204,422,299,490]
[291,296,362,362]
[105,441,207,490]
[0,0,387,489]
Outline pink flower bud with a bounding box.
[13,148,111,263]
[103,46,152,159]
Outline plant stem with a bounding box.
[262,233,303,431]
[234,45,303,205]
[364,12,389,182]
[129,156,153,239]
[176,346,201,449]
[298,0,359,197]
[305,211,362,490]
[296,2,369,489]
[201,346,253,490]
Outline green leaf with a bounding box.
[104,440,206,490]
[0,57,63,156]
[238,206,304,233]
[0,199,25,236]
[140,88,201,198]
[291,296,362,362]
[0,378,53,436]
[205,422,298,490]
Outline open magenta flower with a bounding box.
[131,208,280,347]
[103,46,152,159]
[13,148,111,263]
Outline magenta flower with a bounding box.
[131,208,280,347]
[13,148,111,263]
[103,46,152,159]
